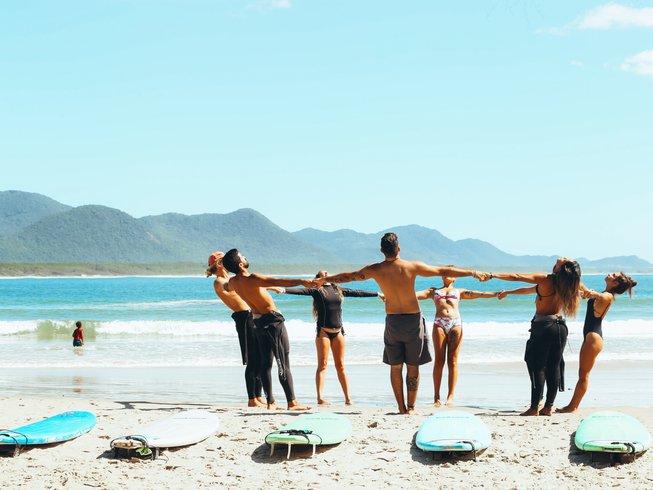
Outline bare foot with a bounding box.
[445,398,455,407]
[345,399,353,406]
[397,404,408,414]
[267,402,282,410]
[539,406,553,416]
[407,405,416,415]
[520,408,539,416]
[317,399,330,406]
[556,405,578,414]
[248,399,266,408]
[433,399,442,408]
[288,400,311,411]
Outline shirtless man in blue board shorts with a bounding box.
[222,249,319,411]
[319,233,491,415]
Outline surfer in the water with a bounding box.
[490,258,582,416]
[223,248,318,411]
[278,271,383,406]
[207,251,268,408]
[72,321,84,347]
[556,272,637,414]
[318,233,490,415]
[417,277,505,408]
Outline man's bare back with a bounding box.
[213,276,250,312]
[226,274,286,315]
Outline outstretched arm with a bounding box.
[278,287,315,296]
[413,262,491,281]
[248,274,317,288]
[323,266,372,285]
[498,285,537,299]
[460,289,502,300]
[489,272,548,284]
[416,288,435,301]
[580,283,612,302]
[341,287,380,298]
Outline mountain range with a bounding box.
[0,190,651,272]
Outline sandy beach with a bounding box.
[1,396,652,489]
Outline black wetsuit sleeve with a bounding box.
[341,288,378,298]
[284,288,316,296]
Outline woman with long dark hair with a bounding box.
[491,258,582,416]
[556,272,637,413]
[279,271,383,405]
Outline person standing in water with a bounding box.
[416,277,504,407]
[278,270,383,405]
[72,321,84,347]
[318,233,490,415]
[223,248,318,411]
[489,258,582,416]
[556,272,637,413]
[207,251,266,408]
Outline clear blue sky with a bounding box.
[2,1,652,261]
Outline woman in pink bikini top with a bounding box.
[416,276,503,407]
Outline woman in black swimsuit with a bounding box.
[280,271,382,405]
[491,258,582,416]
[557,272,637,413]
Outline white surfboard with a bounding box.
[111,409,219,450]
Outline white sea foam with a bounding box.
[2,318,653,339]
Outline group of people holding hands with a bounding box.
[207,232,637,416]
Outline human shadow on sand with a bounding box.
[0,440,71,458]
[250,441,337,464]
[108,401,218,412]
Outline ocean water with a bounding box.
[1,275,652,407]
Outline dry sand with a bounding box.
[1,396,652,489]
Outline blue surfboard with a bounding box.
[416,411,491,453]
[0,411,96,448]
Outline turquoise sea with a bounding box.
[1,275,652,408]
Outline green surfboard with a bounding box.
[265,412,352,459]
[575,411,652,454]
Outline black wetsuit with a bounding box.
[285,285,378,339]
[253,311,295,404]
[525,314,568,410]
[231,310,263,400]
[582,298,604,339]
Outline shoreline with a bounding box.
[2,265,653,278]
[1,396,651,488]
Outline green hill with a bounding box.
[0,190,71,237]
[0,190,651,272]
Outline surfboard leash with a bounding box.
[0,429,29,457]
[109,434,164,462]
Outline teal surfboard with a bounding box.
[265,412,352,459]
[575,411,652,454]
[0,411,96,455]
[416,411,491,454]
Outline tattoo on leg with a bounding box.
[406,375,419,392]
